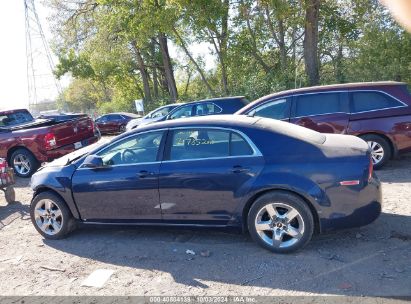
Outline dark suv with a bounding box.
[137,96,249,128]
[236,81,411,168]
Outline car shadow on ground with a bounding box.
[0,201,30,229]
[377,153,411,183]
[43,211,411,296]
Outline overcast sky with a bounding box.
[0,2,214,112]
[0,1,54,110]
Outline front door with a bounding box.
[290,91,349,134]
[72,130,165,221]
[159,128,263,225]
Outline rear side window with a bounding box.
[0,111,33,127]
[195,103,222,116]
[169,105,194,119]
[251,99,289,120]
[351,91,405,113]
[230,133,253,156]
[169,129,254,160]
[294,92,344,117]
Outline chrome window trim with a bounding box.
[78,126,263,169]
[350,89,408,114]
[164,126,263,163]
[250,89,408,117]
[292,111,348,120]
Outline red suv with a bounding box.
[237,81,411,168]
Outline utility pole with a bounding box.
[24,0,61,113]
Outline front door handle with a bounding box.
[231,165,250,173]
[138,170,155,178]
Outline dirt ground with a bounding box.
[0,151,410,297]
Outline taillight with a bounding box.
[44,133,57,150]
[368,157,373,181]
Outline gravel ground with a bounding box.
[0,152,410,297]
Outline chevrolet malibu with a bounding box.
[30,115,381,253]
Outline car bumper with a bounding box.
[37,135,100,162]
[319,175,382,232]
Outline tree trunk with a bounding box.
[220,0,230,95]
[158,32,178,102]
[150,39,159,99]
[172,27,216,96]
[131,40,152,102]
[303,0,320,86]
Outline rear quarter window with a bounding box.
[351,91,405,113]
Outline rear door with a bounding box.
[158,127,264,225]
[290,91,349,134]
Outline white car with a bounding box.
[126,103,183,131]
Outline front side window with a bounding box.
[251,99,289,120]
[97,131,163,165]
[294,92,343,117]
[169,129,254,160]
[151,107,172,118]
[195,103,222,116]
[169,105,194,119]
[351,91,405,113]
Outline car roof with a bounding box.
[238,81,406,114]
[184,96,246,105]
[131,114,326,145]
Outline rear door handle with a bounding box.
[138,170,155,178]
[231,165,250,173]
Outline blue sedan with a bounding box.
[29,115,381,253]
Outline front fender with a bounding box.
[31,164,80,219]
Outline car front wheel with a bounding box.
[248,191,314,253]
[30,191,76,239]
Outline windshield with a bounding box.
[0,110,34,127]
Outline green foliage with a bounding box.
[49,0,411,114]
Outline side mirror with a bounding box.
[83,154,104,168]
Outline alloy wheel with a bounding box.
[13,154,31,175]
[34,199,64,235]
[255,202,305,249]
[367,141,384,165]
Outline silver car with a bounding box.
[126,103,183,131]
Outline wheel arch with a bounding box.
[7,145,36,164]
[241,188,321,234]
[33,186,79,219]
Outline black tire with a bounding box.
[359,134,391,169]
[248,191,314,254]
[10,148,39,178]
[30,191,76,239]
[4,186,15,204]
[119,124,126,133]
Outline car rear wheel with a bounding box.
[10,148,39,178]
[360,134,391,169]
[30,191,76,239]
[119,125,126,133]
[248,191,314,253]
